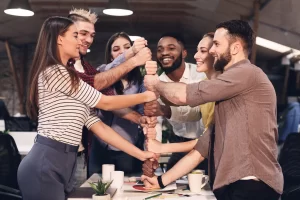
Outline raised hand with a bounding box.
[144,74,160,92]
[131,38,147,54]
[142,151,156,161]
[133,47,152,66]
[145,61,157,75]
[143,90,159,102]
[139,116,157,128]
[141,175,160,189]
[142,159,159,177]
[144,101,164,116]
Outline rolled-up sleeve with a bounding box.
[194,125,212,158]
[186,64,255,107]
[186,82,206,107]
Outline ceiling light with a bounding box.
[256,37,291,53]
[87,49,91,53]
[4,0,34,17]
[129,36,141,41]
[286,50,300,59]
[103,0,133,16]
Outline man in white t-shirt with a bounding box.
[144,33,207,172]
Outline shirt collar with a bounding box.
[182,62,190,79]
[161,62,189,82]
[226,59,250,71]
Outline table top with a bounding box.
[69,174,216,200]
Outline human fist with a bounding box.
[144,74,159,91]
[131,38,147,54]
[133,47,152,66]
[145,61,157,75]
[139,116,157,128]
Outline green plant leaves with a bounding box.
[89,179,113,196]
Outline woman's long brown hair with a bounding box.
[26,16,79,120]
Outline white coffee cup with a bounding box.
[188,172,209,193]
[102,164,115,181]
[192,169,205,174]
[110,171,124,189]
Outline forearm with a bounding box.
[91,122,145,161]
[156,81,188,106]
[94,58,136,90]
[96,93,147,111]
[113,108,141,124]
[161,139,198,153]
[162,150,204,186]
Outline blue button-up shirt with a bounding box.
[96,53,145,150]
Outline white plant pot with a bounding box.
[92,193,111,200]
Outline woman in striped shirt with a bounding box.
[18,16,157,200]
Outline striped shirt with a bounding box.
[37,65,102,146]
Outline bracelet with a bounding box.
[157,175,166,189]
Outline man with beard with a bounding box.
[144,32,207,171]
[142,20,283,200]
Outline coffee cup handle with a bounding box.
[200,175,209,189]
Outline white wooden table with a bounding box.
[72,173,216,200]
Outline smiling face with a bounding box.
[209,28,233,72]
[74,21,95,55]
[156,36,186,74]
[194,36,214,73]
[57,24,81,60]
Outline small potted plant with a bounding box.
[89,179,113,200]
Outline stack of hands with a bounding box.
[130,44,167,189]
[139,61,165,189]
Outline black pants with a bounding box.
[214,180,280,200]
[167,134,208,174]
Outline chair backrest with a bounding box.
[278,132,300,198]
[0,132,21,189]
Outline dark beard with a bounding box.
[214,48,231,72]
[158,53,183,74]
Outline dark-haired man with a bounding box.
[144,33,207,171]
[142,20,283,200]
